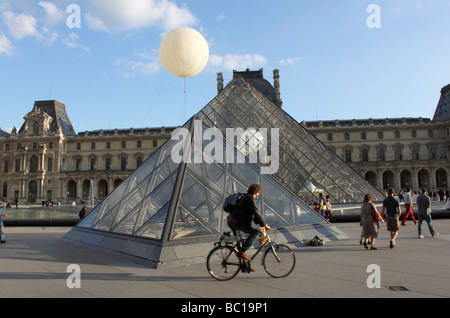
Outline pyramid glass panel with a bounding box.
[134,202,170,239]
[76,134,184,239]
[195,77,385,204]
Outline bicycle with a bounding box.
[206,230,296,281]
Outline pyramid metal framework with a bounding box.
[196,76,386,205]
[63,115,346,268]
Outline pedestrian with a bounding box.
[381,188,402,249]
[318,193,326,217]
[324,195,332,221]
[227,183,271,267]
[0,202,7,243]
[360,194,384,250]
[416,188,439,239]
[79,206,87,219]
[401,188,417,226]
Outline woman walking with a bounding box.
[360,194,383,250]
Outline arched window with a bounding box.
[33,122,39,135]
[67,180,77,198]
[30,156,39,173]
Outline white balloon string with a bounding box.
[183,78,187,124]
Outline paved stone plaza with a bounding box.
[1,217,449,300]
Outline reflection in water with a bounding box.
[4,207,80,219]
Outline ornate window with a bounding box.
[33,122,39,136]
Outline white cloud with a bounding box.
[208,53,268,71]
[280,56,301,66]
[216,13,226,23]
[62,32,90,53]
[86,0,197,33]
[38,1,66,27]
[0,32,14,55]
[3,11,40,39]
[115,50,161,77]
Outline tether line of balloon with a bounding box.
[183,78,187,124]
[159,27,210,125]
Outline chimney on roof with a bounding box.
[273,69,282,108]
[217,72,224,94]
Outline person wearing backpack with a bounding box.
[226,184,271,263]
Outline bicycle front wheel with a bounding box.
[206,246,241,281]
[263,244,296,278]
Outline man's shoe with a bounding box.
[432,232,440,237]
[418,235,424,239]
[237,250,251,261]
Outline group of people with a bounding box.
[314,193,332,221]
[398,188,449,203]
[360,188,439,250]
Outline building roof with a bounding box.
[231,69,280,106]
[304,117,433,129]
[433,84,450,121]
[0,129,10,138]
[75,127,178,138]
[19,100,75,136]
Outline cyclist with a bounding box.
[226,183,271,263]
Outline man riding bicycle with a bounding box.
[226,184,271,263]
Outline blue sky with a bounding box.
[1,0,450,133]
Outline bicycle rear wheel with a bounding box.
[262,244,296,278]
[206,245,241,281]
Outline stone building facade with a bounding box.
[303,84,450,193]
[0,100,175,204]
[1,72,449,205]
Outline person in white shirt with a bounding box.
[401,188,417,226]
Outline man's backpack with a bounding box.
[223,193,244,213]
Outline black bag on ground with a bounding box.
[308,235,324,246]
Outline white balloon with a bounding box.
[159,27,209,78]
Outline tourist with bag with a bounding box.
[360,194,383,250]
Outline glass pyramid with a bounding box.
[76,118,327,242]
[195,76,386,204]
